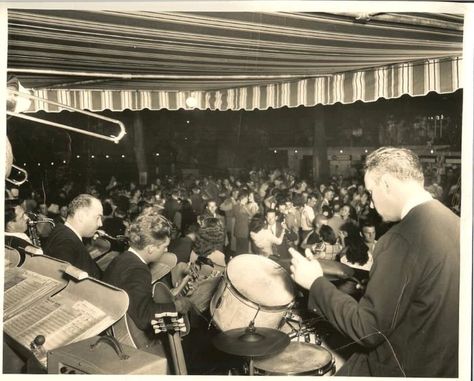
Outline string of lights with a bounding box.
[19,153,162,167]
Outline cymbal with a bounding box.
[212,326,290,357]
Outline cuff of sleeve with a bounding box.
[308,276,331,313]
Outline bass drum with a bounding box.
[210,254,294,331]
[254,342,335,376]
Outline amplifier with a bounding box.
[47,336,168,374]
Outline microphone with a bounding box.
[26,212,39,221]
[95,230,114,240]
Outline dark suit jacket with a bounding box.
[43,223,102,279]
[103,251,175,331]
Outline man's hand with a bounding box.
[289,248,323,290]
[174,296,192,314]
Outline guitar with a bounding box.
[152,282,188,375]
[111,261,204,375]
[173,250,226,313]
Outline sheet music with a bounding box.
[3,298,110,366]
[3,268,62,320]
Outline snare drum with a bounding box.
[210,254,294,331]
[254,342,335,376]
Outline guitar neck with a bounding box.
[168,332,187,375]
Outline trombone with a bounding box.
[6,164,28,186]
[7,89,127,144]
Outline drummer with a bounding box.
[290,147,459,377]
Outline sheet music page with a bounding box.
[3,298,110,366]
[3,268,62,320]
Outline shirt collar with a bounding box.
[128,247,147,264]
[400,191,433,219]
[5,232,32,244]
[64,221,83,241]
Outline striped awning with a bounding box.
[27,56,462,112]
[7,10,464,112]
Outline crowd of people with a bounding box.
[5,163,458,275]
[4,149,461,376]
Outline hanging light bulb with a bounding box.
[185,96,198,108]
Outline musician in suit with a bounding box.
[5,201,34,266]
[103,208,190,354]
[5,201,31,245]
[43,194,102,279]
[290,147,459,377]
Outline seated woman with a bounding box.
[305,224,342,261]
[339,224,373,272]
[190,217,226,270]
[249,214,284,257]
[337,224,372,300]
[186,217,226,313]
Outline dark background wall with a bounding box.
[7,89,462,189]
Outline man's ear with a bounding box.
[144,244,153,257]
[6,221,14,231]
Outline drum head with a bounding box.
[254,342,333,375]
[227,254,293,307]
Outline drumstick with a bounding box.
[289,248,306,263]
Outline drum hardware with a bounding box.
[253,341,335,376]
[212,322,290,375]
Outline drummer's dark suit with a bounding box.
[43,223,102,279]
[308,200,459,377]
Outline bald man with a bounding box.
[44,194,103,279]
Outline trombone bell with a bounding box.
[6,164,28,186]
[7,89,126,144]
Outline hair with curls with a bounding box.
[319,224,337,245]
[364,147,424,184]
[249,214,266,233]
[5,203,19,229]
[68,194,98,217]
[193,217,225,256]
[237,190,249,202]
[344,234,369,266]
[128,207,172,250]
